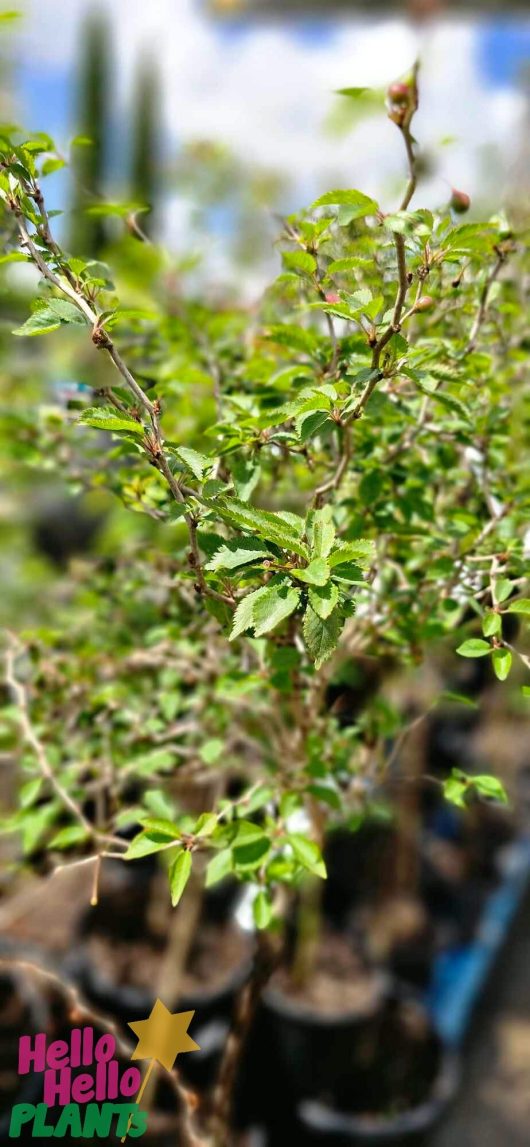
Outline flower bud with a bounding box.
[387,81,411,105]
[415,295,434,312]
[450,188,471,214]
[325,291,340,304]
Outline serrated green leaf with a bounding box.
[329,540,375,568]
[205,497,308,559]
[174,446,211,481]
[230,585,271,640]
[306,506,335,559]
[311,189,378,218]
[303,605,344,669]
[293,558,330,587]
[252,583,301,637]
[78,406,144,435]
[282,250,317,275]
[206,538,273,572]
[308,581,340,620]
[473,774,508,804]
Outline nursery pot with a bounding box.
[252,975,444,1134]
[0,969,49,1140]
[294,1044,460,1146]
[67,884,253,1090]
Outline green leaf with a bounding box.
[287,833,327,878]
[473,774,508,804]
[308,582,340,620]
[494,578,513,604]
[19,778,43,809]
[253,890,273,930]
[169,849,192,907]
[456,639,491,658]
[193,813,218,839]
[507,599,530,615]
[492,647,512,681]
[138,817,181,839]
[124,831,174,860]
[49,824,90,849]
[206,538,273,572]
[303,605,344,669]
[174,446,211,481]
[282,250,317,275]
[78,406,144,436]
[13,300,85,336]
[443,774,468,808]
[328,540,375,568]
[252,583,301,637]
[230,586,270,640]
[199,738,224,765]
[482,612,501,637]
[206,497,308,559]
[306,506,336,558]
[233,835,271,870]
[293,558,330,587]
[206,847,233,887]
[311,189,378,218]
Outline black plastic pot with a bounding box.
[294,1045,460,1146]
[66,912,252,1091]
[247,978,446,1137]
[0,969,49,1141]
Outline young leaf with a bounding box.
[287,833,327,878]
[174,446,211,481]
[472,775,508,804]
[253,890,273,930]
[293,558,330,587]
[456,639,491,658]
[307,506,336,559]
[311,189,378,218]
[482,612,501,637]
[507,599,530,615]
[206,847,233,888]
[169,849,192,907]
[492,647,512,681]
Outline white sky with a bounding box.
[11,1,529,285]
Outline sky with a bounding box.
[4,0,530,284]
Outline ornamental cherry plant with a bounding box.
[1,67,530,1135]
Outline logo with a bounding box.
[9,1000,200,1140]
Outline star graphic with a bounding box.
[128,999,200,1073]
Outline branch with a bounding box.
[4,634,125,853]
[8,189,234,611]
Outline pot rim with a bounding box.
[298,1046,460,1140]
[262,968,391,1028]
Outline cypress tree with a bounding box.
[130,53,160,239]
[70,11,111,255]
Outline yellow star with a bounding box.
[128,999,200,1073]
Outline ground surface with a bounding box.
[432,888,530,1146]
